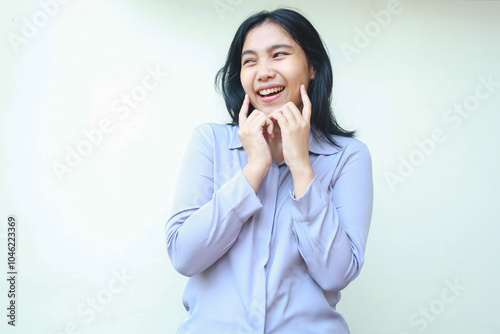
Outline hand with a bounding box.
[238,94,274,192]
[269,85,312,171]
[269,85,315,197]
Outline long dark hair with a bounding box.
[215,8,355,145]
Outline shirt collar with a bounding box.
[229,127,340,156]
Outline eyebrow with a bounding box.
[241,43,294,57]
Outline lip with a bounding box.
[257,86,286,102]
[255,84,285,103]
[256,83,284,92]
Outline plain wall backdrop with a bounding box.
[1,0,500,333]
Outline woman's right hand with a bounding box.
[238,94,273,193]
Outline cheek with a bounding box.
[240,71,248,87]
[239,75,246,89]
[291,91,302,105]
[240,74,254,95]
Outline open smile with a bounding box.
[256,86,285,103]
[258,86,284,96]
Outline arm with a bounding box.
[291,142,373,292]
[269,86,373,291]
[165,124,262,277]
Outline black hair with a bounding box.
[215,8,355,145]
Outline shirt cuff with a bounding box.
[219,170,263,224]
[290,176,329,223]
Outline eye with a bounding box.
[242,58,255,65]
[273,52,287,58]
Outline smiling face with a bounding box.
[240,22,315,114]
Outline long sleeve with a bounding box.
[291,140,373,292]
[165,124,262,277]
[167,125,371,333]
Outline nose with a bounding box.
[256,60,275,81]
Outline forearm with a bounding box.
[291,144,373,292]
[292,192,364,292]
[242,163,270,193]
[166,171,262,277]
[290,164,315,198]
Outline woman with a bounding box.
[166,8,373,334]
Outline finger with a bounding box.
[248,111,272,136]
[268,110,280,126]
[238,94,249,126]
[271,117,280,130]
[250,111,273,136]
[270,110,289,130]
[282,103,301,124]
[266,117,275,139]
[300,84,312,123]
[268,115,280,139]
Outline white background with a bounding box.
[1,0,500,333]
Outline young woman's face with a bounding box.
[240,22,315,114]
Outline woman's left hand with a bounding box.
[269,84,315,197]
[269,84,311,171]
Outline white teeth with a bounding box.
[259,87,284,96]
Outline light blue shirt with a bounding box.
[165,123,373,334]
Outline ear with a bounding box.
[310,65,316,80]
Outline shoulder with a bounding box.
[190,122,238,144]
[193,122,237,137]
[330,135,372,162]
[332,135,370,153]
